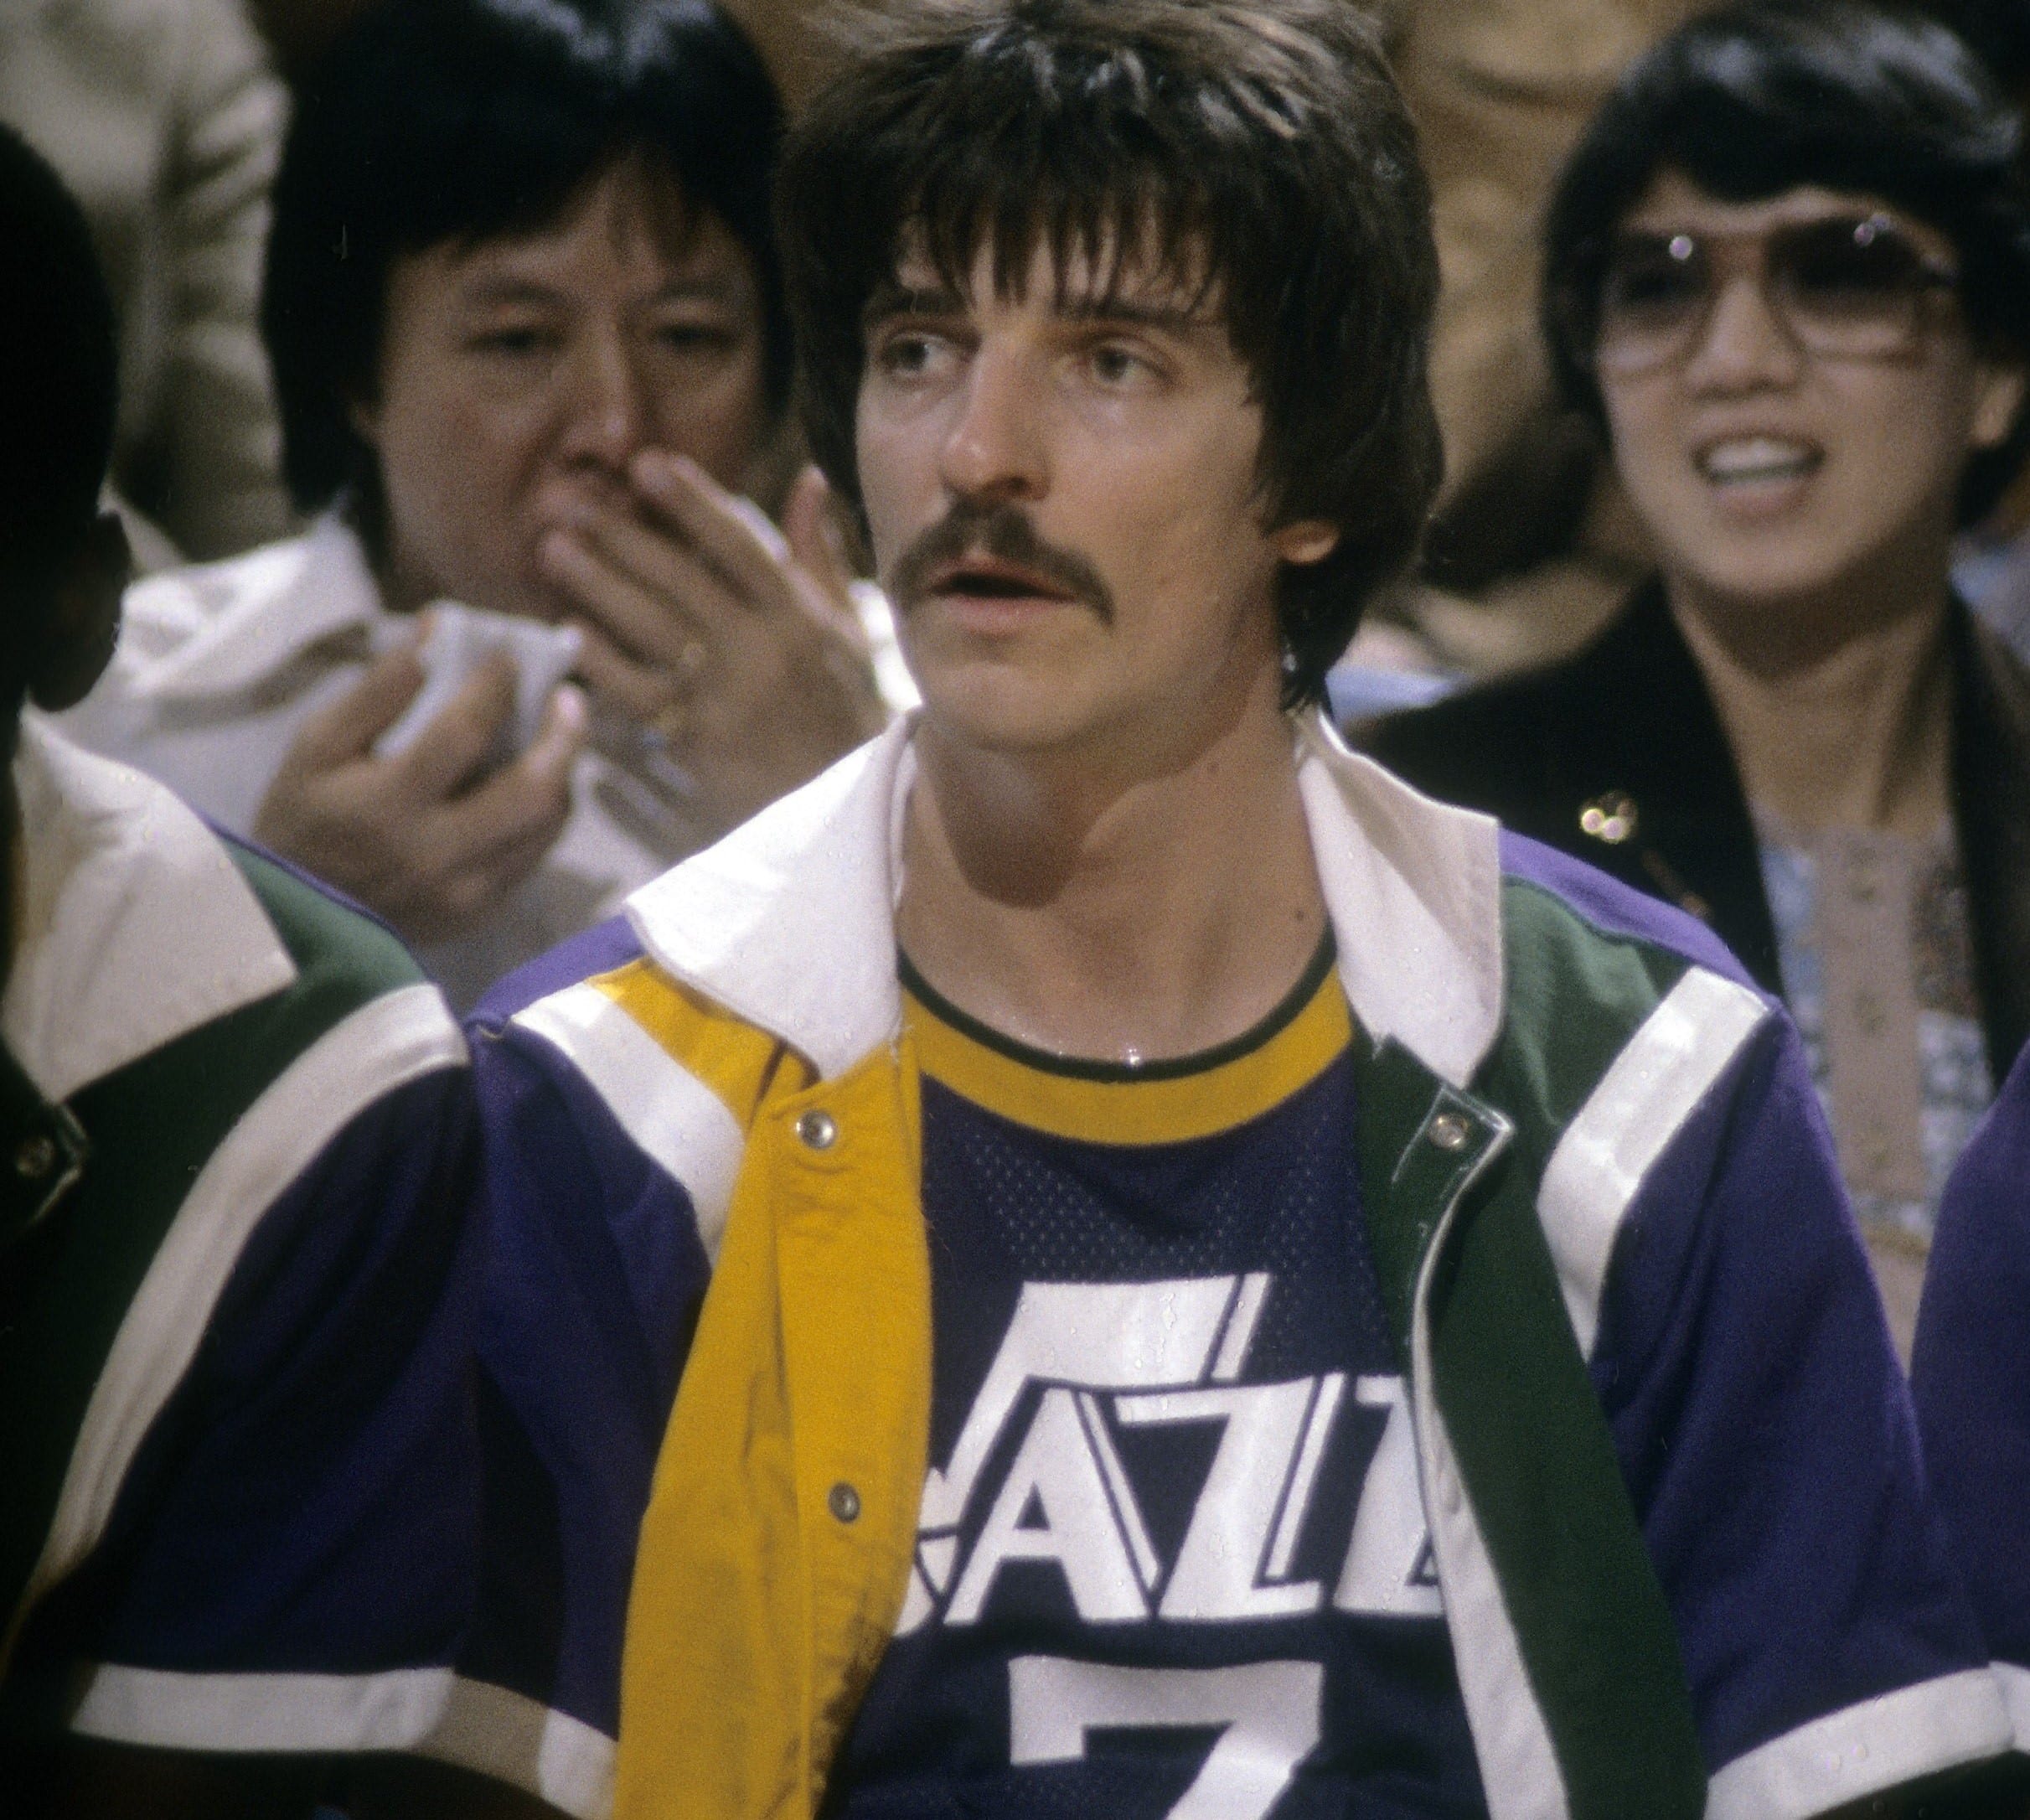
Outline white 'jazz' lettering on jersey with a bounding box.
[1337,1375,1445,1618]
[947,1388,1150,1622]
[918,1277,1254,1531]
[895,1275,1442,1636]
[1117,1379,1332,1620]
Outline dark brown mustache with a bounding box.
[887,500,1114,625]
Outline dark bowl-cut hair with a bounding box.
[0,126,116,597]
[1543,0,2030,525]
[264,0,789,540]
[776,0,1443,709]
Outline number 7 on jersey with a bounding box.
[1009,1657,1325,1819]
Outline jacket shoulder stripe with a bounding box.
[13,984,464,1647]
[71,1662,615,1820]
[589,960,788,1126]
[2000,1662,2030,1751]
[511,969,752,1263]
[1705,1667,2010,1819]
[1537,966,1767,1358]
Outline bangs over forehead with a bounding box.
[809,1,1347,343]
[874,218,1222,330]
[780,0,1444,707]
[872,38,1258,328]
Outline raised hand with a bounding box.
[253,630,585,944]
[538,452,889,839]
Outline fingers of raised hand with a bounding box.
[387,654,521,800]
[436,701,580,859]
[628,450,804,609]
[780,466,865,633]
[395,716,581,932]
[540,514,730,666]
[256,677,581,944]
[567,618,707,727]
[285,638,429,771]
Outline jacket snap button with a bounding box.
[828,1481,861,1523]
[14,1135,55,1181]
[797,1109,838,1151]
[1427,1111,1470,1153]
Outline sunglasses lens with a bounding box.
[1596,234,1707,370]
[1588,215,1956,373]
[1775,218,1944,352]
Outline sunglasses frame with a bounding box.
[1576,212,1960,378]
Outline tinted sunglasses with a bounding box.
[1588,214,1959,375]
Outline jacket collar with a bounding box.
[6,718,296,1103]
[626,709,1504,1088]
[123,514,385,704]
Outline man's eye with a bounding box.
[876,333,948,378]
[1087,344,1157,388]
[471,326,556,357]
[655,322,739,355]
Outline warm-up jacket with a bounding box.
[0,721,478,1762]
[1361,582,2030,1083]
[460,712,2006,1820]
[1914,1037,2030,1749]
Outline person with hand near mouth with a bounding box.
[1365,0,2030,1356]
[56,0,892,1010]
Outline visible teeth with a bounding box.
[1701,437,1817,483]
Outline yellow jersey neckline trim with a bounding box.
[901,937,1351,1145]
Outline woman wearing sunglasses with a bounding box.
[1366,0,2030,1356]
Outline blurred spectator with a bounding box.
[59,0,891,1010]
[0,124,483,1817]
[1349,0,2016,685]
[1374,0,1710,677]
[1365,0,2030,1356]
[0,0,293,565]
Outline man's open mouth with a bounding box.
[927,557,1079,602]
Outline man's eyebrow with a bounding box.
[1056,295,1218,333]
[860,283,1216,334]
[648,277,752,310]
[453,275,749,309]
[456,277,570,309]
[862,283,966,325]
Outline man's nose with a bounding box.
[937,345,1049,504]
[1681,269,1805,393]
[559,327,652,473]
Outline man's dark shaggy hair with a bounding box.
[264,0,788,547]
[776,0,1443,708]
[1544,0,2030,525]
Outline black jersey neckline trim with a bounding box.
[896,926,1338,1085]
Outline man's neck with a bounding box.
[1667,572,1955,840]
[896,679,1327,1066]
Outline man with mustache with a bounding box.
[454,3,2010,1816]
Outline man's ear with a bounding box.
[1272,518,1340,566]
[1972,357,2028,452]
[28,512,131,711]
